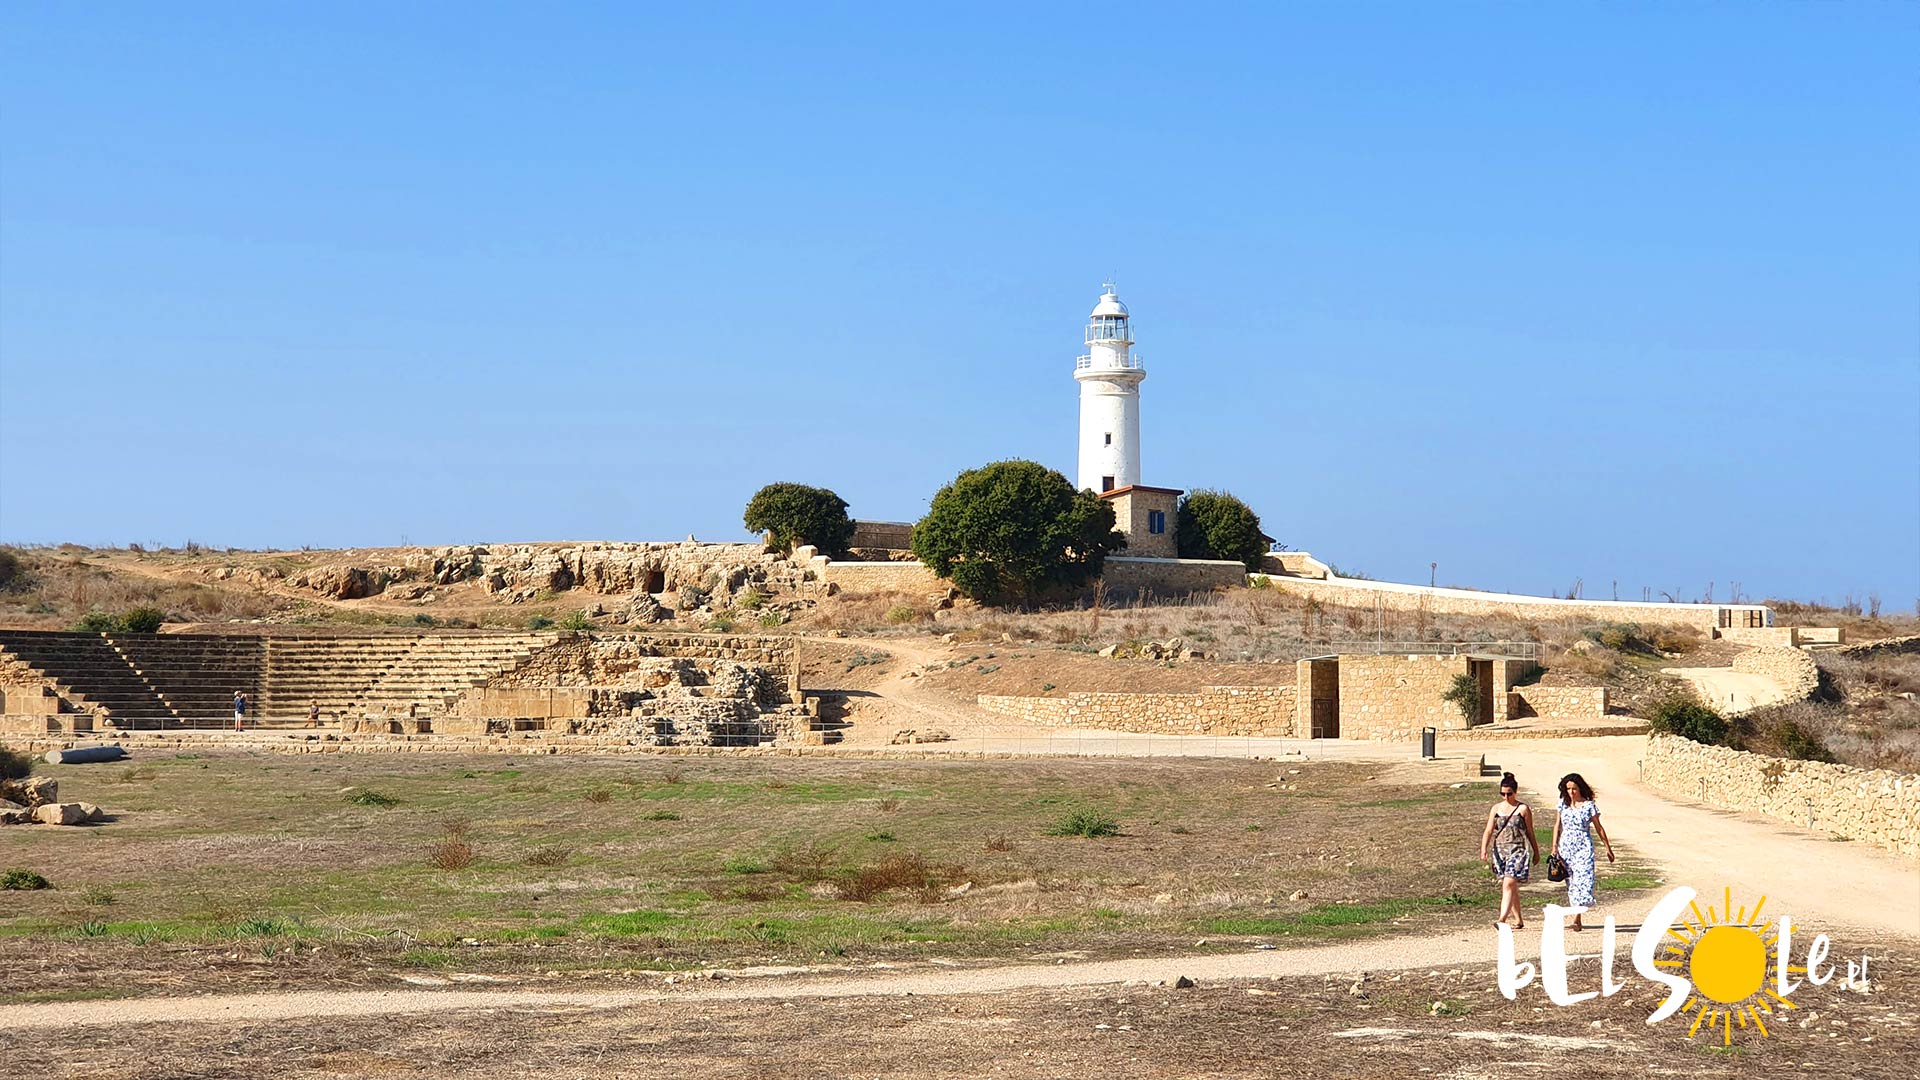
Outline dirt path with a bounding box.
[1661,665,1788,714]
[0,929,1514,1031]
[1494,736,1919,939]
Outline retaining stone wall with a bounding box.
[1641,734,1920,858]
[1509,685,1609,719]
[1102,557,1246,597]
[1834,635,1920,660]
[1258,575,1768,632]
[976,685,1298,737]
[1731,646,1821,702]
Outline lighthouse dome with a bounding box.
[1090,288,1128,318]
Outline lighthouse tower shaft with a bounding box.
[1075,286,1144,493]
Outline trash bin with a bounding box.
[1420,726,1437,760]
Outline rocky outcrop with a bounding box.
[268,542,819,615]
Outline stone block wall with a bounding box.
[1261,551,1331,579]
[1834,634,1920,660]
[976,685,1298,737]
[475,633,799,706]
[1102,557,1245,598]
[1335,654,1475,741]
[1642,734,1920,858]
[849,521,915,550]
[1731,646,1821,702]
[1509,685,1608,719]
[811,558,943,593]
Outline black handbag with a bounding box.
[1546,853,1568,882]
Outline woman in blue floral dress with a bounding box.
[1551,772,1615,930]
[1479,772,1539,930]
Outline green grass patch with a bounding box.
[1597,868,1661,892]
[1047,809,1120,838]
[1202,892,1489,938]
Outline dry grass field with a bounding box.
[0,752,1660,1003]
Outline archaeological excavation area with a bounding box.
[0,629,815,748]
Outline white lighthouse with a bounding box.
[1075,283,1145,493]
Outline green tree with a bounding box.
[1441,672,1483,725]
[1175,489,1268,570]
[911,460,1125,607]
[742,483,855,557]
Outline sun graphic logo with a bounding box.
[1653,887,1798,1045]
[1495,884,1868,1044]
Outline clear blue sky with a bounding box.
[3,3,1915,607]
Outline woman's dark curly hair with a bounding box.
[1557,772,1596,806]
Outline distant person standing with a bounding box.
[232,690,247,732]
[308,700,321,727]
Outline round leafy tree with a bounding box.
[743,483,854,556]
[912,460,1125,607]
[1175,489,1268,570]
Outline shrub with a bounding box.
[1652,628,1700,655]
[1,869,51,891]
[558,611,593,632]
[723,853,771,875]
[834,853,965,903]
[1440,672,1482,725]
[736,588,767,610]
[344,788,399,808]
[429,838,474,871]
[409,613,440,628]
[120,607,166,634]
[72,612,122,633]
[584,788,613,804]
[524,845,571,868]
[0,744,31,780]
[770,841,837,880]
[743,483,855,556]
[526,615,556,631]
[884,605,921,625]
[1048,808,1121,838]
[707,615,737,632]
[1175,490,1269,570]
[758,611,785,628]
[81,885,115,906]
[0,548,26,591]
[912,460,1125,606]
[1769,717,1835,763]
[1649,696,1731,746]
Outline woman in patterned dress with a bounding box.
[1551,772,1615,931]
[1478,772,1539,930]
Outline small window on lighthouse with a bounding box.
[1103,432,1112,446]
[1102,476,1115,492]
